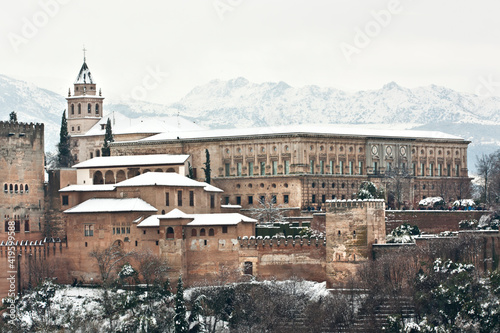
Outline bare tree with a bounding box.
[248,194,288,224]
[89,243,135,286]
[383,166,412,209]
[135,250,170,288]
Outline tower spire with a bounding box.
[82,45,87,63]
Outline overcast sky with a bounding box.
[1,0,499,104]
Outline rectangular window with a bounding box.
[358,161,363,175]
[222,226,228,234]
[310,160,314,174]
[412,163,416,176]
[225,163,230,177]
[260,195,265,204]
[62,195,69,206]
[189,191,194,206]
[284,160,290,175]
[24,220,29,232]
[272,161,278,175]
[210,195,215,208]
[248,196,253,205]
[312,194,316,203]
[455,164,460,177]
[84,224,94,237]
[236,196,241,205]
[237,162,242,176]
[429,163,433,176]
[248,162,254,176]
[260,162,265,176]
[330,160,334,174]
[271,195,277,204]
[373,162,378,174]
[322,194,326,203]
[178,190,182,206]
[420,163,425,176]
[224,196,230,205]
[90,152,93,159]
[438,164,442,177]
[320,160,324,174]
[283,194,289,204]
[165,192,170,206]
[447,164,451,177]
[349,161,353,175]
[339,161,343,175]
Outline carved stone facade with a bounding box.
[111,129,471,209]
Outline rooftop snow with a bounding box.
[114,172,223,192]
[72,154,189,168]
[74,62,94,84]
[77,112,205,137]
[59,185,116,192]
[137,124,464,142]
[64,198,157,213]
[137,208,256,227]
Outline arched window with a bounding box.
[78,104,81,114]
[71,104,74,115]
[4,221,8,232]
[4,184,7,192]
[209,228,215,236]
[87,103,91,113]
[191,229,197,237]
[200,228,206,236]
[96,150,100,157]
[95,104,99,114]
[166,227,174,239]
[116,170,126,183]
[9,184,13,193]
[19,184,23,193]
[24,220,29,232]
[14,184,18,193]
[104,170,115,184]
[25,184,29,193]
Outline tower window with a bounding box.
[95,104,99,114]
[71,104,74,115]
[78,104,81,114]
[87,103,91,113]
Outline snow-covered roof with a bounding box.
[136,124,465,143]
[64,198,157,213]
[199,182,224,193]
[114,172,224,192]
[418,197,444,206]
[221,204,242,209]
[59,184,116,192]
[74,62,94,84]
[137,208,256,227]
[75,112,205,137]
[72,154,189,169]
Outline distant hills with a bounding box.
[1,74,499,172]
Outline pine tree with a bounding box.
[57,110,73,167]
[174,275,188,333]
[101,118,114,157]
[9,111,17,122]
[202,149,211,184]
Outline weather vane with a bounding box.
[82,45,87,62]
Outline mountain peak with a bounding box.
[382,81,401,90]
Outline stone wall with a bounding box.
[385,210,491,234]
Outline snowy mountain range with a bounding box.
[1,74,499,171]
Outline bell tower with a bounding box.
[66,47,104,136]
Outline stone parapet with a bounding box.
[239,235,326,248]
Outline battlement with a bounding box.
[0,238,63,258]
[0,121,44,137]
[239,235,326,248]
[325,199,385,211]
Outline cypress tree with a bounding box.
[57,110,73,167]
[202,149,211,184]
[101,118,114,156]
[9,111,17,122]
[174,275,188,333]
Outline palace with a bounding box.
[0,57,487,297]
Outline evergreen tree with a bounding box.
[187,162,194,179]
[174,275,188,333]
[9,111,17,122]
[101,118,114,157]
[202,149,211,184]
[57,110,73,168]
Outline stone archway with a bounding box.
[104,170,115,184]
[93,171,104,184]
[116,170,126,183]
